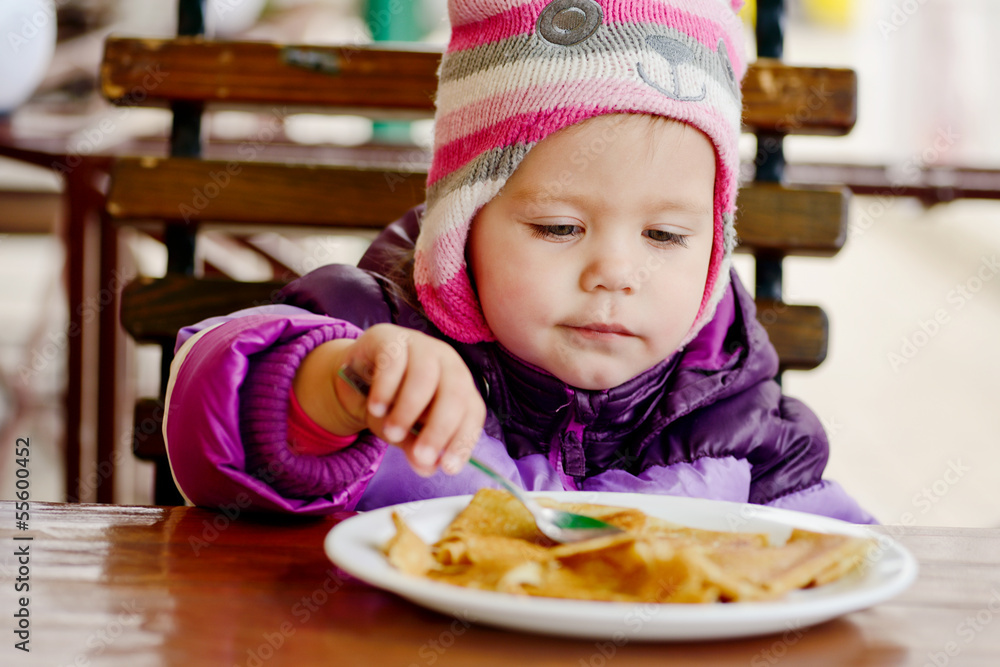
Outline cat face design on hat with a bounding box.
[416,0,747,345]
[535,0,740,103]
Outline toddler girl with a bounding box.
[164,0,873,523]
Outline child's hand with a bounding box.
[344,324,486,475]
[296,324,485,476]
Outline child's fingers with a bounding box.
[435,362,486,472]
[402,403,477,477]
[348,325,486,476]
[439,399,486,475]
[381,351,441,445]
[409,363,486,475]
[408,390,464,472]
[356,325,409,419]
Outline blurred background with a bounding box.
[1,0,998,526]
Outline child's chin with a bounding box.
[550,354,675,391]
[552,364,637,392]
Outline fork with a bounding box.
[336,364,624,543]
[465,457,623,543]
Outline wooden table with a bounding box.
[1,501,999,666]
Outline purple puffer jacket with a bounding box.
[164,206,874,523]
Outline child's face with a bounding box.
[468,114,716,390]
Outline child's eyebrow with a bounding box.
[643,197,714,216]
[507,186,713,217]
[506,185,564,207]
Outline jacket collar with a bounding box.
[485,344,679,433]
[664,269,779,422]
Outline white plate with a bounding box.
[324,492,917,640]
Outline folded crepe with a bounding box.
[384,489,873,604]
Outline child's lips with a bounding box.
[563,322,637,338]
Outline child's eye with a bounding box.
[644,229,689,247]
[530,224,581,240]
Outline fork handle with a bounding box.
[468,457,539,509]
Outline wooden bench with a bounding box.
[112,157,847,371]
[102,27,856,503]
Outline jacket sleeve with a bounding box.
[164,209,430,514]
[164,304,388,514]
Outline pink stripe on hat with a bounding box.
[416,276,494,342]
[449,0,741,54]
[434,70,735,146]
[602,1,743,53]
[431,82,739,185]
[429,106,610,186]
[449,0,549,47]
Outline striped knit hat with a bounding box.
[415,0,747,344]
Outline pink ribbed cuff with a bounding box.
[287,386,358,456]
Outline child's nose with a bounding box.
[579,248,638,294]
